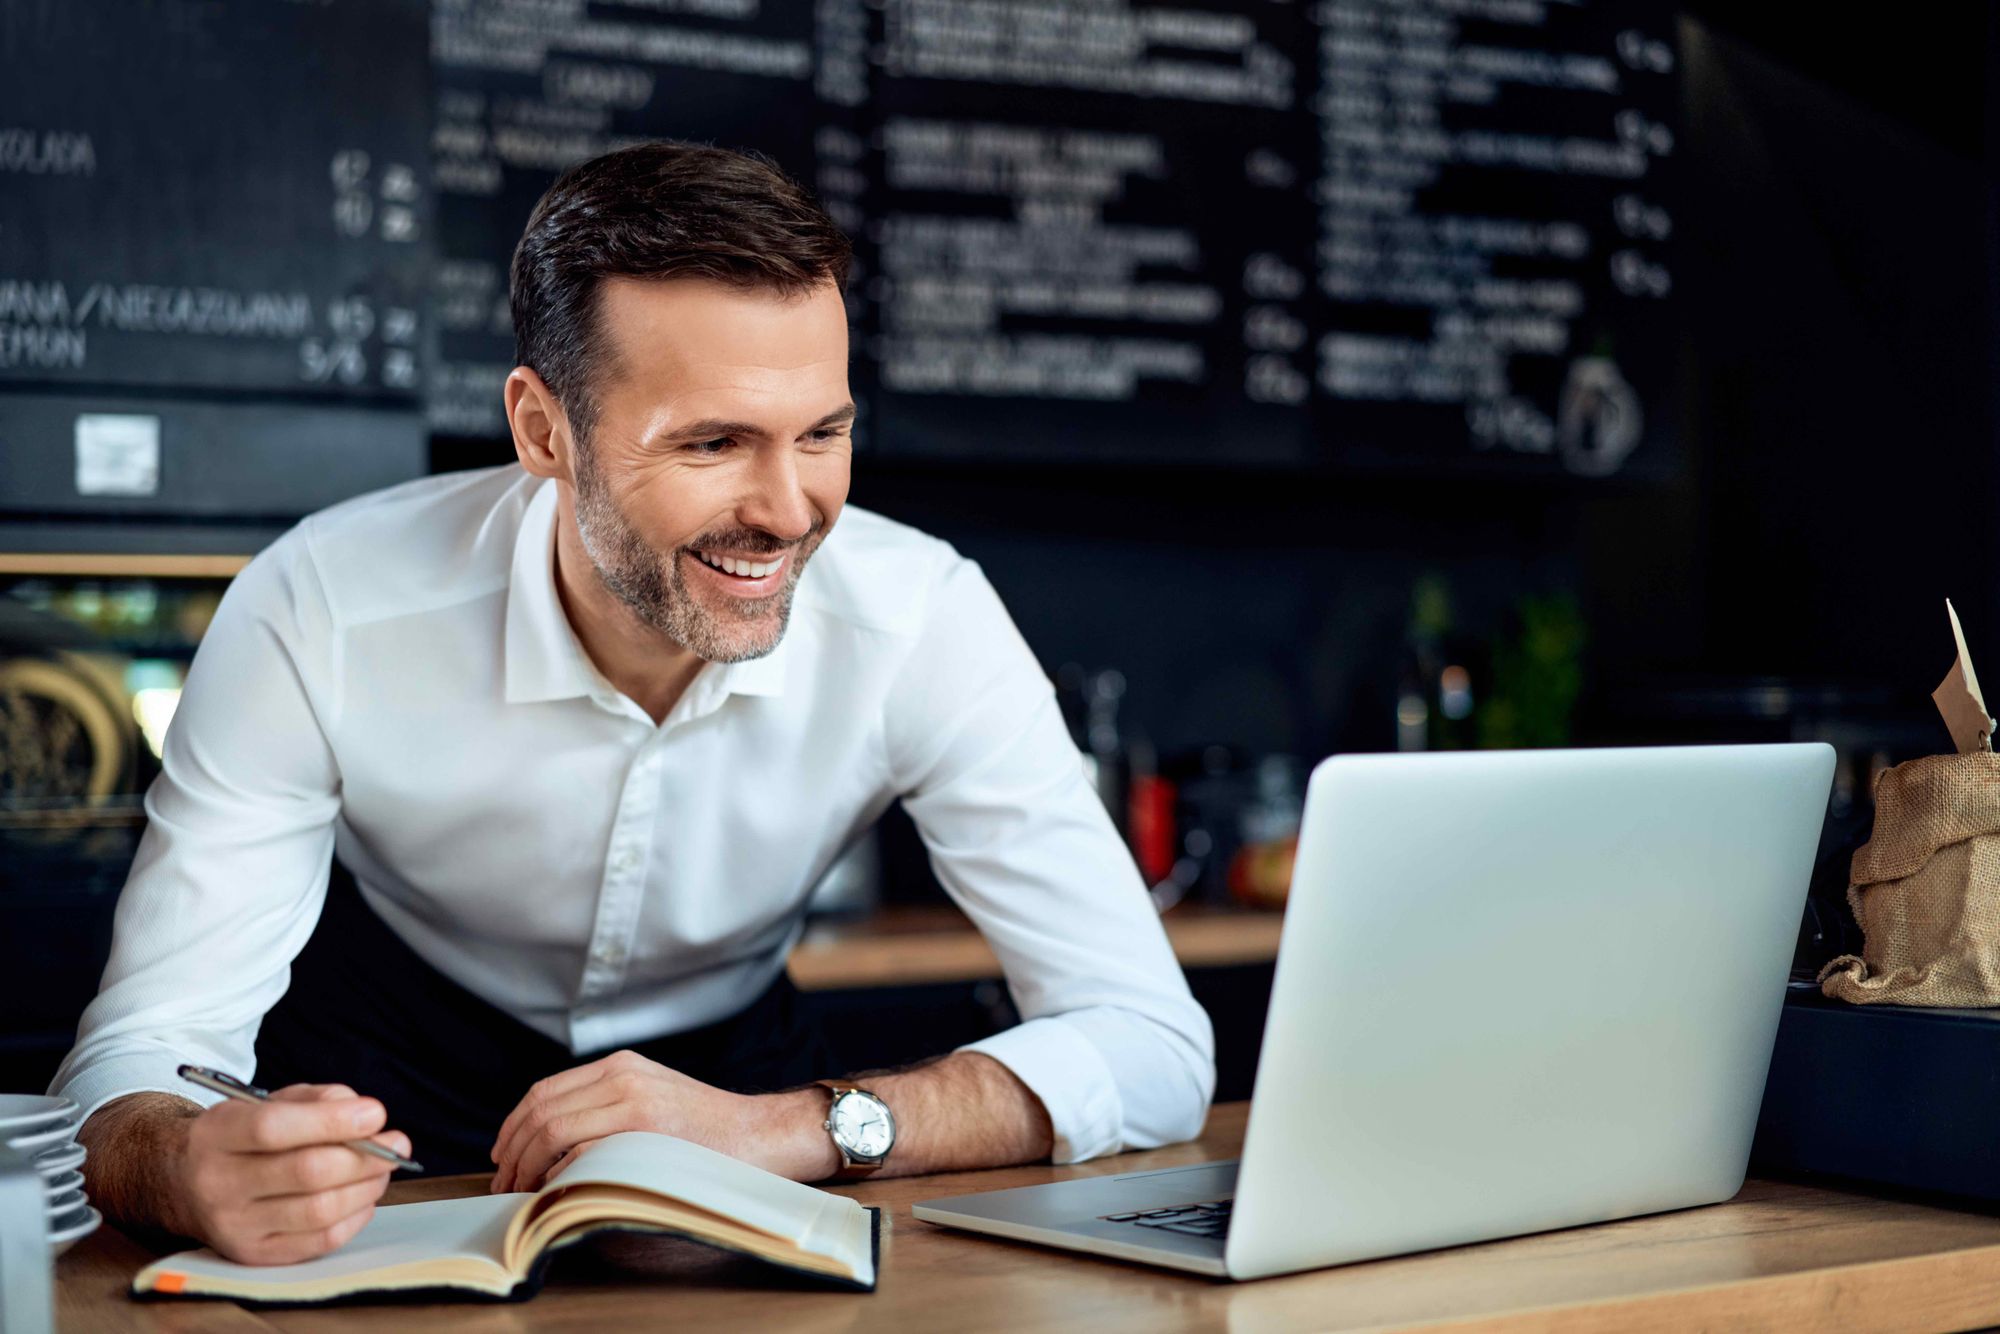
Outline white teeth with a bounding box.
[696,551,781,579]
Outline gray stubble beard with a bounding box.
[572,445,817,664]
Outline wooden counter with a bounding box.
[55,1102,2000,1332]
[787,903,1285,991]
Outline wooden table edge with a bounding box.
[1395,1239,2000,1334]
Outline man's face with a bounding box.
[569,275,852,663]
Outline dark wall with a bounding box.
[1670,15,1995,679]
[859,465,1574,760]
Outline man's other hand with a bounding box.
[172,1084,412,1265]
[488,1050,835,1192]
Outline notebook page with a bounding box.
[798,1189,876,1287]
[546,1133,859,1248]
[138,1193,526,1290]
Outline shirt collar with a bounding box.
[504,479,598,705]
[504,477,794,708]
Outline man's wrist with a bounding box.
[77,1092,203,1240]
[754,1085,843,1182]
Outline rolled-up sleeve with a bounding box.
[48,527,344,1122]
[885,558,1215,1162]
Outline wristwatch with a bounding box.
[820,1084,896,1176]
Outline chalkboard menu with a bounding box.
[0,0,1679,512]
[852,0,1318,466]
[0,1,430,400]
[422,0,1676,477]
[1312,1,1678,479]
[0,0,431,531]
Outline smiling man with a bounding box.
[53,141,1213,1266]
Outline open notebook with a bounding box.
[131,1132,879,1304]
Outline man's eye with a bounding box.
[806,429,847,446]
[688,438,732,455]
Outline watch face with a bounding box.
[830,1091,894,1159]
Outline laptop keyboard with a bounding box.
[1099,1199,1233,1239]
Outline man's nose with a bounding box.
[736,443,814,543]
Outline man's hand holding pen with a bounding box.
[169,1083,413,1265]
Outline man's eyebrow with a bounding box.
[810,403,860,430]
[657,403,857,442]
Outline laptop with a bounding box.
[914,743,1835,1280]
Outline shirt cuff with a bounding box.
[960,1016,1124,1163]
[52,1053,223,1127]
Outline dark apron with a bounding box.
[254,860,835,1175]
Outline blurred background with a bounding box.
[1,2,1993,1105]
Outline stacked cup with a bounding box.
[1,1095,99,1256]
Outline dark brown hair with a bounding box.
[509,140,852,444]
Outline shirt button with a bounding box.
[611,849,638,874]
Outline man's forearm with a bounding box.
[76,1092,203,1239]
[755,1051,1053,1182]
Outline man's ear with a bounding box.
[505,367,574,483]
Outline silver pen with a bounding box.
[177,1064,424,1173]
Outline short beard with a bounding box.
[572,441,819,663]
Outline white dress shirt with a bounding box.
[51,465,1215,1163]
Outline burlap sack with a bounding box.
[1818,751,2000,1005]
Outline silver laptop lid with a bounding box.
[1227,743,1834,1280]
